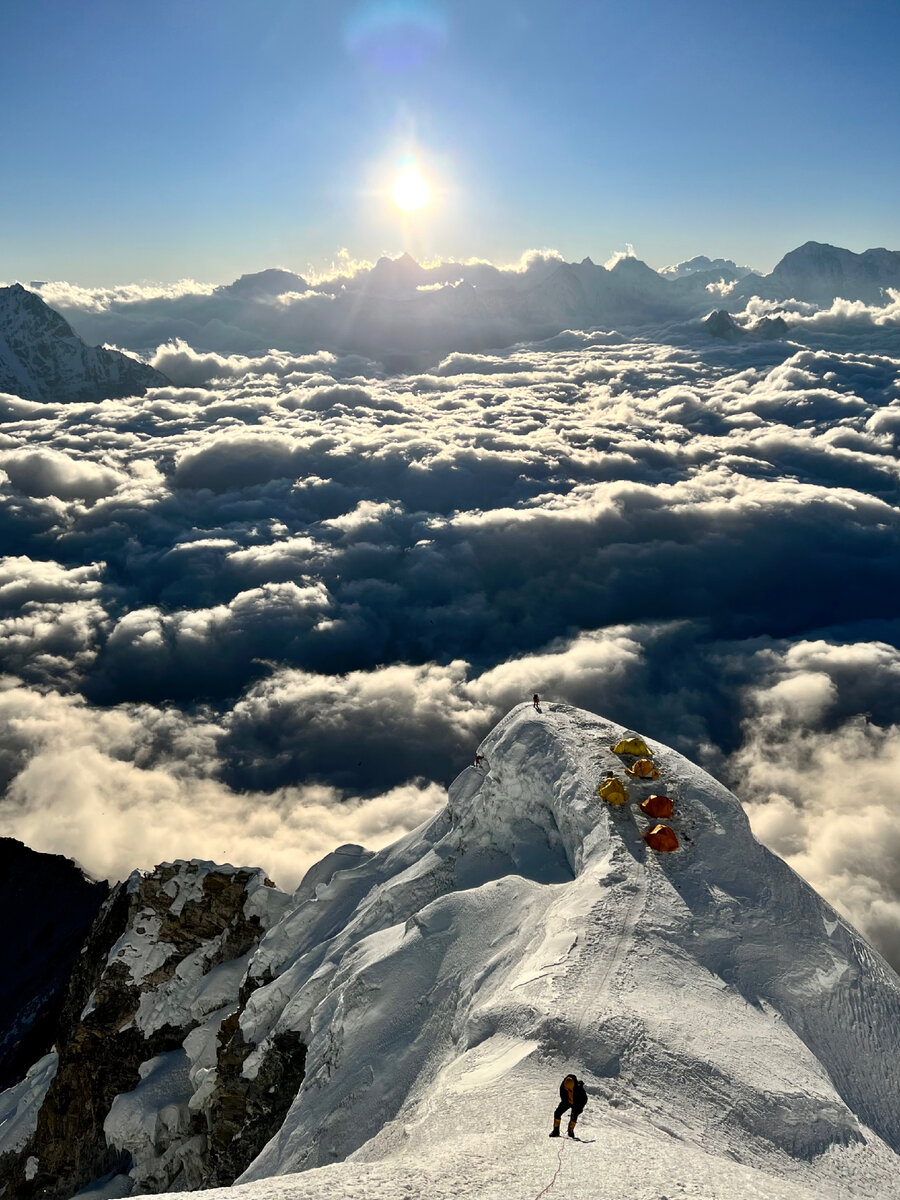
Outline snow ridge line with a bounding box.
[532,1138,567,1199]
[554,706,651,1045]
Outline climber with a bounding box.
[474,753,485,768]
[533,693,541,710]
[550,1073,588,1138]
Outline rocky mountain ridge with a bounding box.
[0,841,107,1093]
[0,860,292,1198]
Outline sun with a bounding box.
[393,169,430,212]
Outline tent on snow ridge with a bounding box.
[644,824,679,852]
[612,736,652,757]
[597,777,628,806]
[640,794,674,819]
[625,759,660,780]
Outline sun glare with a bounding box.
[393,169,430,212]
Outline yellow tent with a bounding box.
[597,777,628,806]
[612,737,652,757]
[625,759,661,780]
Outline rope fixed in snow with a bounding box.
[532,1137,566,1199]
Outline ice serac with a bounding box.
[0,284,167,402]
[226,703,900,1198]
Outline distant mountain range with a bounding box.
[2,241,899,389]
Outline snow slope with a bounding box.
[162,702,900,1199]
[0,284,166,402]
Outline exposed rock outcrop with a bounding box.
[204,1016,306,1187]
[0,861,289,1200]
[703,309,790,340]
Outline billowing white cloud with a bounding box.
[730,640,900,965]
[3,292,900,968]
[31,279,216,312]
[1,449,124,500]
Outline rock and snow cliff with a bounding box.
[0,862,290,1199]
[3,703,900,1199]
[0,284,167,403]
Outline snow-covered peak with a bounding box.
[660,254,754,280]
[217,268,309,298]
[210,701,900,1197]
[0,284,167,402]
[6,704,900,1199]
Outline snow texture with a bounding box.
[0,284,165,403]
[147,702,900,1199]
[0,1053,57,1158]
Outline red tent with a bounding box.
[640,794,674,819]
[644,824,679,852]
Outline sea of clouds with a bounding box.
[3,285,900,966]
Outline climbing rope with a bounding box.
[532,1138,566,1199]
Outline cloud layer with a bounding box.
[2,290,900,970]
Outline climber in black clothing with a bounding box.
[550,1073,587,1138]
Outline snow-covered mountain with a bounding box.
[29,240,900,367]
[3,702,900,1198]
[765,241,900,306]
[659,254,754,280]
[0,284,167,402]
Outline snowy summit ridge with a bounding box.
[219,702,900,1198]
[4,703,900,1199]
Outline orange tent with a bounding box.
[640,794,674,819]
[597,777,628,806]
[625,759,661,780]
[644,824,679,852]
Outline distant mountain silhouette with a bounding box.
[27,240,900,371]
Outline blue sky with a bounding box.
[3,0,898,283]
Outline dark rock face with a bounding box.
[0,284,168,403]
[0,862,281,1200]
[752,314,790,339]
[703,310,790,341]
[0,839,107,1093]
[704,309,742,338]
[205,1015,306,1186]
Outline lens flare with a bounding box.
[393,169,430,211]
